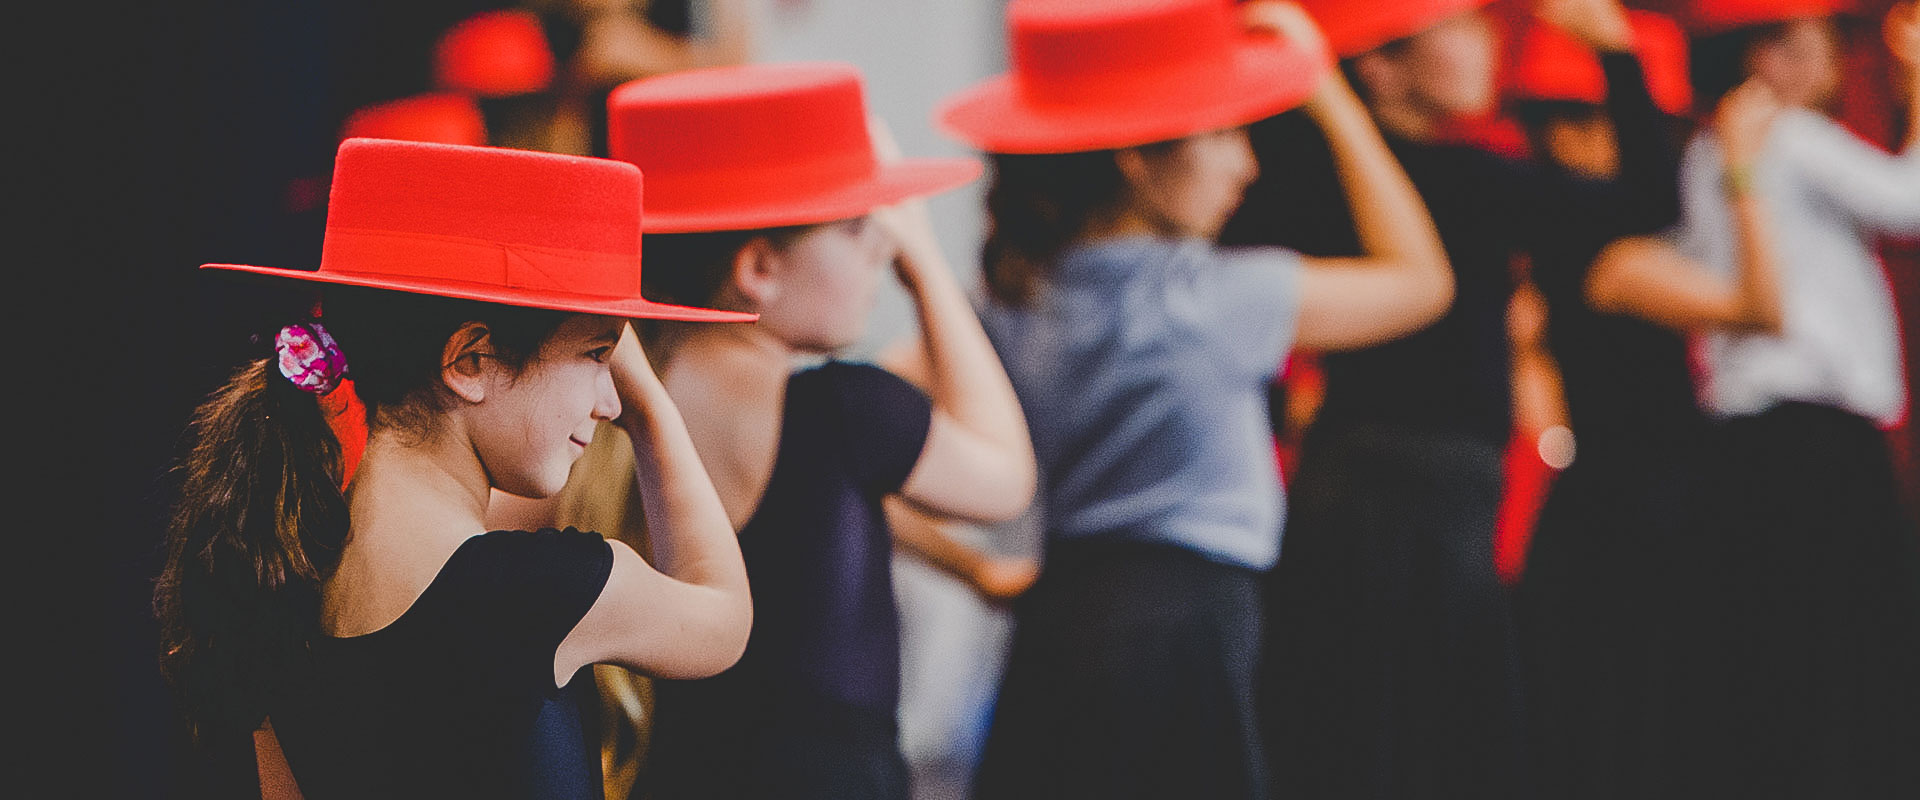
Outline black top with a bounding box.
[649,362,932,790]
[1521,64,1702,453]
[661,362,932,715]
[1224,54,1680,447]
[272,528,615,800]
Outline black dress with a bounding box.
[271,528,615,799]
[1518,161,1707,800]
[1224,53,1677,800]
[645,362,932,800]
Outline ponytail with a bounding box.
[156,357,348,742]
[155,286,568,742]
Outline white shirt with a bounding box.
[1675,108,1920,427]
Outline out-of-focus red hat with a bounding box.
[434,10,556,97]
[204,139,754,323]
[339,93,488,146]
[609,62,981,233]
[1684,0,1857,33]
[1510,10,1693,114]
[1299,0,1496,58]
[936,0,1327,155]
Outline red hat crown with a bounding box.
[1300,0,1495,57]
[608,62,979,233]
[435,10,556,97]
[1009,0,1242,107]
[339,93,488,146]
[203,139,752,322]
[938,0,1326,154]
[1510,10,1693,114]
[1684,0,1856,33]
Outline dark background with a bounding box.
[37,1,1916,797]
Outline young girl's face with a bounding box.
[753,215,896,353]
[467,314,624,499]
[1747,17,1842,110]
[1127,126,1260,239]
[1398,10,1501,119]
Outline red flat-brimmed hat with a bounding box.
[1510,10,1693,114]
[1684,0,1858,33]
[203,138,755,323]
[936,0,1328,155]
[1301,0,1495,58]
[435,10,556,97]
[339,93,488,146]
[607,62,980,233]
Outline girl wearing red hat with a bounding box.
[155,139,756,799]
[937,1,1452,796]
[1664,1,1920,795]
[1501,12,1795,798]
[1229,0,1697,796]
[590,62,1036,799]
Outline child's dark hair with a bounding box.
[636,226,809,343]
[155,285,567,742]
[1690,22,1790,110]
[980,148,1142,307]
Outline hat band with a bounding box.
[320,227,642,298]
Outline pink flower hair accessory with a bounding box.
[275,322,348,395]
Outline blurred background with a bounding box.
[47,1,1915,798]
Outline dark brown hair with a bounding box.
[154,285,567,742]
[980,149,1135,307]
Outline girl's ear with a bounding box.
[440,321,496,404]
[729,236,784,312]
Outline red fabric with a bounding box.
[937,0,1326,154]
[320,381,369,486]
[1680,0,1859,32]
[1494,431,1559,584]
[1509,10,1694,113]
[202,138,755,322]
[338,93,487,146]
[609,62,980,232]
[434,10,555,97]
[1437,113,1534,157]
[1299,0,1497,56]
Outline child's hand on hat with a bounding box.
[1242,1,1331,66]
[1537,0,1634,53]
[1714,79,1782,169]
[867,115,948,289]
[1889,1,1920,72]
[609,321,671,432]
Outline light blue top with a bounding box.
[979,236,1303,570]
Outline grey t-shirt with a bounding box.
[979,235,1303,570]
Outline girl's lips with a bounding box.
[569,436,590,449]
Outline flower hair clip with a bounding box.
[275,321,349,395]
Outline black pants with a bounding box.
[1260,421,1523,800]
[1515,440,1710,800]
[643,684,907,800]
[1678,403,1920,800]
[974,539,1266,800]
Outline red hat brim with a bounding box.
[642,156,982,233]
[199,262,758,323]
[938,35,1325,155]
